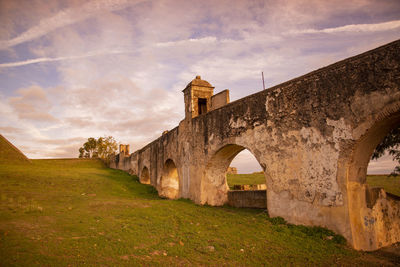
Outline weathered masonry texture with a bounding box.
[111,39,400,251]
[228,190,267,209]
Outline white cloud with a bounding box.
[155,37,217,47]
[288,20,400,35]
[8,85,58,122]
[367,153,398,174]
[0,0,145,50]
[0,50,132,68]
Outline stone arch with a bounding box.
[346,104,400,250]
[140,166,150,184]
[201,144,267,206]
[159,159,180,199]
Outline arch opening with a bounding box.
[366,128,400,196]
[160,159,180,199]
[347,111,400,250]
[228,149,266,191]
[140,166,150,184]
[201,144,268,207]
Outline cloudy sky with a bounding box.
[0,0,399,174]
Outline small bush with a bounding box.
[262,213,346,245]
[332,234,347,245]
[267,216,287,225]
[146,186,158,195]
[288,224,346,245]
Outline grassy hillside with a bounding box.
[0,159,398,266]
[0,134,30,164]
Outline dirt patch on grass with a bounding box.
[0,217,58,243]
[1,216,55,232]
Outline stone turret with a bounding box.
[182,76,214,119]
[119,144,130,157]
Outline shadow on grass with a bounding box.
[257,212,347,245]
[101,168,160,200]
[369,243,400,265]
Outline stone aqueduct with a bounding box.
[111,39,400,251]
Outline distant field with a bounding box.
[227,173,265,187]
[367,175,400,196]
[0,159,398,266]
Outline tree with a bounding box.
[83,137,97,158]
[78,147,85,158]
[78,136,118,164]
[97,136,118,164]
[372,126,400,176]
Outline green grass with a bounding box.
[0,159,395,266]
[227,172,266,186]
[367,175,400,196]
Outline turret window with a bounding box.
[198,98,207,115]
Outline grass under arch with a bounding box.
[0,159,397,266]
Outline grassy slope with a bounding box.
[0,135,30,164]
[0,159,397,266]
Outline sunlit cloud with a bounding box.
[288,20,400,35]
[0,50,131,68]
[8,86,58,122]
[0,0,144,50]
[155,37,217,47]
[0,126,23,134]
[367,153,398,174]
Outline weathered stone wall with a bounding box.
[117,154,131,171]
[226,167,237,174]
[228,190,267,208]
[110,39,400,251]
[129,152,138,175]
[211,89,230,111]
[119,144,130,156]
